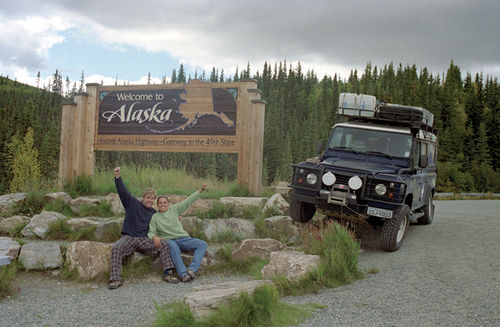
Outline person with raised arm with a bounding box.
[108,167,178,290]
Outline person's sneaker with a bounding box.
[187,269,196,280]
[162,272,179,284]
[108,280,122,290]
[181,274,192,283]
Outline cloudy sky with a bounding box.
[1,0,499,89]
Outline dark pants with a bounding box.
[109,235,174,281]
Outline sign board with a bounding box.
[95,79,239,152]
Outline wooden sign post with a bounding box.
[58,79,265,195]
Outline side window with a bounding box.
[428,143,436,165]
[414,141,421,167]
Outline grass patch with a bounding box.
[70,225,97,241]
[365,268,380,274]
[272,222,362,296]
[63,174,94,197]
[196,201,233,219]
[0,262,19,300]
[0,222,28,238]
[78,201,114,217]
[207,245,269,279]
[45,219,73,240]
[43,199,77,217]
[97,222,122,243]
[151,285,310,327]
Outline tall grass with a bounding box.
[0,262,18,300]
[92,165,240,198]
[151,285,309,327]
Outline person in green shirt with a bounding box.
[148,184,208,282]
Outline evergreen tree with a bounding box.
[7,127,41,192]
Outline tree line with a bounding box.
[0,60,499,194]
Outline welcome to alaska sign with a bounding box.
[95,79,239,152]
[58,79,266,195]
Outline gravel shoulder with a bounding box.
[1,200,499,327]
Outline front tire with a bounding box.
[417,193,434,225]
[381,204,410,252]
[290,199,316,223]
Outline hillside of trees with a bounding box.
[1,60,499,194]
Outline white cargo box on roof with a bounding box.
[338,93,377,117]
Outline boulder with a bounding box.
[184,280,273,318]
[180,216,201,235]
[21,211,66,239]
[0,193,27,211]
[18,242,63,270]
[202,218,255,241]
[66,241,114,280]
[271,182,292,198]
[219,197,268,216]
[181,253,210,270]
[94,218,124,242]
[264,215,301,239]
[66,218,100,232]
[104,193,124,215]
[70,197,102,214]
[44,192,72,204]
[0,237,21,259]
[0,215,30,230]
[231,238,286,261]
[261,250,320,281]
[262,193,290,215]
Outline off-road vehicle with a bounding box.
[289,93,438,251]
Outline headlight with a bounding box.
[322,171,336,186]
[348,175,363,190]
[375,183,387,195]
[306,173,318,185]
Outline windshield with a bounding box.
[328,126,412,158]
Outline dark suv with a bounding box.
[289,93,438,251]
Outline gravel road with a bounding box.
[1,200,499,327]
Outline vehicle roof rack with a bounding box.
[337,93,435,131]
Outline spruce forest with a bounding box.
[1,61,499,195]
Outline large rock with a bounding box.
[21,211,66,239]
[232,238,286,261]
[66,241,114,280]
[18,242,63,270]
[69,197,102,214]
[66,218,100,232]
[264,216,301,239]
[94,218,124,242]
[0,215,30,230]
[180,216,201,235]
[184,280,273,318]
[262,193,289,215]
[44,192,72,204]
[261,250,320,281]
[201,218,255,241]
[0,193,27,211]
[271,182,292,198]
[104,193,124,215]
[219,197,268,216]
[0,237,21,259]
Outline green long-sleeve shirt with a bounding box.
[148,191,201,240]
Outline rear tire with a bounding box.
[290,199,316,223]
[381,204,410,252]
[417,193,434,225]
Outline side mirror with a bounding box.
[419,154,428,168]
[316,141,324,155]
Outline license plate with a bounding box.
[367,206,393,219]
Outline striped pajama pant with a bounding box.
[109,235,174,281]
